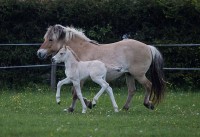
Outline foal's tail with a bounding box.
[149,46,165,105]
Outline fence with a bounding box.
[0,43,200,90]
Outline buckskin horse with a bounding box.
[37,24,165,112]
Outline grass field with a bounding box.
[0,85,200,137]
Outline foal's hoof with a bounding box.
[64,107,74,112]
[93,103,96,107]
[144,103,154,110]
[114,108,119,112]
[122,106,129,111]
[57,101,61,105]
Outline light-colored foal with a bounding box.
[52,46,118,113]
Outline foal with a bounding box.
[52,46,119,113]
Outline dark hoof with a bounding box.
[57,102,60,105]
[92,103,96,107]
[83,98,93,109]
[87,101,93,109]
[144,103,154,110]
[68,107,74,112]
[150,105,154,110]
[122,106,129,111]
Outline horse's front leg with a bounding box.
[67,80,92,112]
[65,86,78,112]
[56,78,71,104]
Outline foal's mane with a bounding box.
[65,46,80,62]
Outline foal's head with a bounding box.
[52,46,80,63]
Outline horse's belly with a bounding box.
[106,70,124,82]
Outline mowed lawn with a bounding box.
[0,85,199,137]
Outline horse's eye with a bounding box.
[60,53,64,55]
[49,39,53,41]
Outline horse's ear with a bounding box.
[64,45,69,51]
[59,28,66,40]
[47,26,52,30]
[65,46,69,50]
[64,45,67,50]
[54,25,66,40]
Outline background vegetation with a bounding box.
[0,0,200,88]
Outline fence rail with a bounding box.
[0,43,200,89]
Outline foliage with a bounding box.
[0,0,199,88]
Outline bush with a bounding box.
[0,0,199,88]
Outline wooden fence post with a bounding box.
[51,59,57,91]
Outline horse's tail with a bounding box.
[149,45,165,105]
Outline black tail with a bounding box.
[149,46,165,105]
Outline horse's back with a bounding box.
[97,39,152,76]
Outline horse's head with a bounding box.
[37,24,67,59]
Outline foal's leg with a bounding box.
[66,81,92,112]
[91,77,119,112]
[56,78,71,104]
[91,77,109,105]
[135,75,154,110]
[105,86,119,112]
[123,73,136,110]
[72,81,87,113]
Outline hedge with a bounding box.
[0,0,199,88]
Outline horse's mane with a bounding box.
[65,26,91,42]
[65,46,80,62]
[45,25,99,45]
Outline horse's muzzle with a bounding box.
[37,49,47,59]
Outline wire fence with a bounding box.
[0,43,199,70]
[0,43,200,89]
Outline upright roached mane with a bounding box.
[45,25,91,42]
[38,24,165,112]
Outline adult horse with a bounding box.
[37,24,165,111]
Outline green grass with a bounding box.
[0,85,200,137]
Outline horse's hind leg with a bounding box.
[135,75,154,110]
[122,73,136,110]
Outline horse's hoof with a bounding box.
[88,101,93,109]
[57,101,61,105]
[83,98,93,109]
[122,106,129,111]
[144,103,154,110]
[150,105,154,110]
[67,107,74,112]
